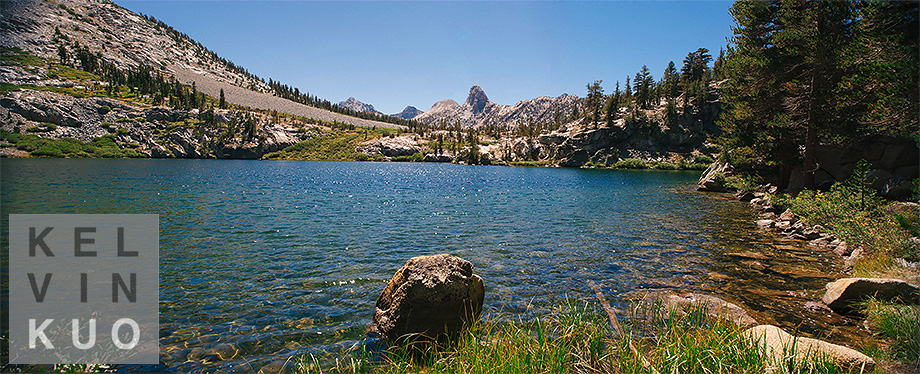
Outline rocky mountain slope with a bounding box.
[1,0,266,91]
[0,0,400,130]
[338,97,381,114]
[414,85,581,130]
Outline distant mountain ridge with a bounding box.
[338,97,381,114]
[414,85,582,129]
[393,106,423,120]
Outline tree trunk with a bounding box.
[803,126,816,190]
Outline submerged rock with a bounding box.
[744,325,874,373]
[822,277,919,315]
[643,292,758,328]
[373,254,485,342]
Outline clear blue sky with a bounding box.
[115,1,735,114]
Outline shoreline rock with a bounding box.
[822,278,920,315]
[744,324,875,373]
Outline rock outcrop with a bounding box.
[822,278,919,315]
[744,325,874,373]
[1,89,305,158]
[355,135,422,157]
[338,97,381,114]
[697,162,732,192]
[786,136,920,199]
[373,254,485,342]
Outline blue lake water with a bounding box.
[0,159,849,371]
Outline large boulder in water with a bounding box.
[822,278,919,315]
[373,254,485,342]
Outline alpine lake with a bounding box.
[0,159,864,372]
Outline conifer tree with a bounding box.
[661,61,680,100]
[634,66,653,109]
[586,80,604,126]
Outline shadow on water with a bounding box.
[0,160,867,372]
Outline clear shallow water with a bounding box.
[1,159,856,372]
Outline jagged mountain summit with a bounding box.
[392,106,423,120]
[414,85,581,129]
[338,97,381,114]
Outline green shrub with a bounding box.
[582,161,611,168]
[510,160,551,167]
[391,152,424,162]
[97,105,111,115]
[682,163,711,170]
[693,154,715,165]
[651,161,679,170]
[614,158,647,169]
[788,160,917,262]
[116,128,130,136]
[725,174,762,192]
[26,123,57,133]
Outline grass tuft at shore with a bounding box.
[861,298,920,366]
[292,301,847,374]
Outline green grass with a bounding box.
[508,160,552,167]
[861,298,920,365]
[265,130,387,161]
[614,158,648,169]
[291,301,847,374]
[391,153,424,162]
[0,130,146,158]
[48,63,99,80]
[0,47,45,67]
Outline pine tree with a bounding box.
[662,61,680,99]
[219,88,226,109]
[681,48,712,107]
[57,45,68,65]
[634,65,653,109]
[712,48,726,80]
[586,80,604,126]
[773,1,858,189]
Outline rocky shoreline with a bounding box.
[695,169,919,372]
